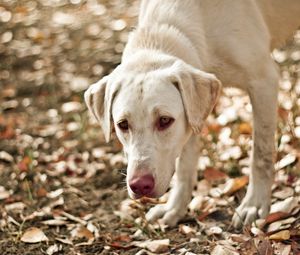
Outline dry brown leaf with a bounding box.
[109,241,132,250]
[222,175,249,195]
[5,202,26,212]
[61,211,87,225]
[36,187,48,198]
[275,154,297,170]
[42,219,69,226]
[21,227,48,243]
[206,226,223,236]
[0,186,11,200]
[230,234,250,243]
[0,151,14,163]
[203,167,228,182]
[194,179,211,196]
[270,196,299,214]
[189,196,204,212]
[211,244,239,255]
[46,244,59,255]
[267,217,296,232]
[71,226,94,241]
[265,212,290,224]
[55,238,73,245]
[18,156,32,172]
[273,187,294,199]
[132,239,170,253]
[139,197,166,205]
[274,243,291,255]
[269,230,291,240]
[257,239,273,255]
[239,122,252,135]
[179,225,196,235]
[250,227,264,236]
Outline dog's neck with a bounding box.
[122,24,204,70]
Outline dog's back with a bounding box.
[257,0,300,48]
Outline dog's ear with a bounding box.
[168,61,221,133]
[84,75,120,142]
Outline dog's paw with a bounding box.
[145,204,186,227]
[232,196,270,229]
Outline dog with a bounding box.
[84,0,300,228]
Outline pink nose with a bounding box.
[129,174,155,196]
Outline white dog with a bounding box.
[85,0,300,228]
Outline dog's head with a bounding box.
[85,55,221,199]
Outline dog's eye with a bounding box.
[157,116,174,131]
[117,120,129,131]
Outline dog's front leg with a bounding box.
[233,63,279,228]
[146,136,199,227]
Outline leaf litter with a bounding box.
[0,0,299,254]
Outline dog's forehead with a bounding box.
[112,73,184,120]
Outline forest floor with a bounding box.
[0,1,299,254]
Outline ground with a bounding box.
[0,1,300,254]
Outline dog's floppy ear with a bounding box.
[168,61,221,133]
[84,75,120,142]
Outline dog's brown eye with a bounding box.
[157,116,174,131]
[117,120,129,131]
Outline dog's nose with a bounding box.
[129,174,155,196]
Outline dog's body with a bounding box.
[85,0,300,228]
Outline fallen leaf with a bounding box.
[206,226,223,236]
[230,234,250,243]
[114,234,132,243]
[273,187,294,199]
[270,196,299,214]
[269,230,291,240]
[61,211,87,225]
[46,244,59,255]
[0,151,14,163]
[42,219,69,226]
[222,175,249,195]
[275,154,297,170]
[239,122,252,135]
[47,188,64,198]
[21,227,48,243]
[0,186,11,200]
[274,243,291,255]
[257,239,273,255]
[179,225,196,235]
[211,244,239,255]
[5,202,26,212]
[139,197,165,205]
[265,212,290,224]
[18,156,32,172]
[250,227,264,236]
[109,241,132,250]
[36,187,48,198]
[61,101,82,113]
[132,239,170,253]
[71,226,94,242]
[203,167,228,182]
[267,217,296,232]
[194,179,211,196]
[189,196,204,212]
[55,238,73,245]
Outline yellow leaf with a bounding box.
[269,230,290,240]
[222,176,249,195]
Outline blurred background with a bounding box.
[0,0,299,254]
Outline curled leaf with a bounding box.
[21,227,48,243]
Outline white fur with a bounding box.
[85,0,300,227]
